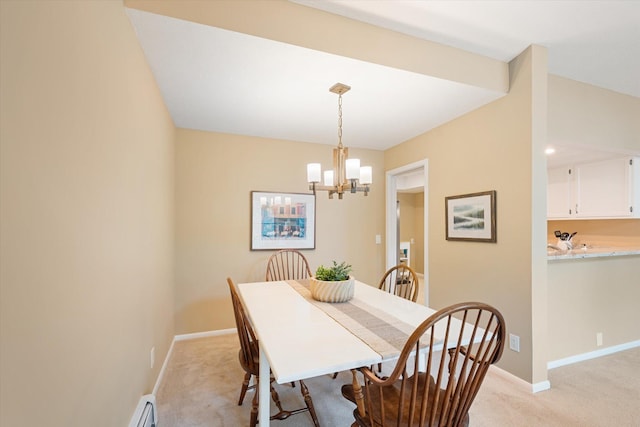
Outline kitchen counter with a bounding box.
[547,246,640,260]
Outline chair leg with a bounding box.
[249,378,259,427]
[299,380,320,427]
[270,382,286,414]
[238,372,252,405]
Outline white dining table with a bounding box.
[236,279,437,426]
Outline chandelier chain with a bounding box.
[337,94,343,148]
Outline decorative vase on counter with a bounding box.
[309,276,354,303]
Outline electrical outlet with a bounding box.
[509,334,520,352]
[150,347,155,369]
[596,332,603,347]
[375,234,381,244]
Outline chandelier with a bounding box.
[307,83,372,199]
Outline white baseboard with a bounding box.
[480,340,640,395]
[489,365,550,393]
[152,338,174,396]
[547,340,640,370]
[532,380,551,393]
[152,328,236,395]
[174,328,236,341]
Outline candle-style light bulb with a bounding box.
[345,158,360,180]
[324,170,334,186]
[360,166,372,185]
[307,163,321,183]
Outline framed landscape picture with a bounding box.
[445,190,496,242]
[250,191,316,250]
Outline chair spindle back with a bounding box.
[378,264,420,302]
[355,302,505,427]
[265,249,312,281]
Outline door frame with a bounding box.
[385,159,429,305]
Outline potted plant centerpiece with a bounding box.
[310,261,354,303]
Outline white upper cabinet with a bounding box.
[575,158,632,217]
[547,156,639,219]
[547,167,573,218]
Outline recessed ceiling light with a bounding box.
[545,148,556,155]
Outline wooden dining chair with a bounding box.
[341,301,506,427]
[372,263,421,374]
[265,249,312,281]
[227,278,320,427]
[378,264,420,303]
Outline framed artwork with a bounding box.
[250,191,316,250]
[445,190,496,242]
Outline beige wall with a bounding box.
[397,192,425,273]
[385,47,549,383]
[548,75,640,153]
[0,2,175,426]
[175,129,385,334]
[548,255,640,360]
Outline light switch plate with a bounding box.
[509,334,520,352]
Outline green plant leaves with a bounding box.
[315,260,352,281]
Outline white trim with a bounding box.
[174,328,236,341]
[532,380,551,393]
[152,338,174,396]
[385,170,398,270]
[489,365,551,393]
[152,329,236,395]
[547,340,640,370]
[488,339,640,396]
[385,159,429,306]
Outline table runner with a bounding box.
[287,279,421,360]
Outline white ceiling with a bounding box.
[126,1,639,165]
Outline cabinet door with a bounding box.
[575,158,631,218]
[547,167,573,218]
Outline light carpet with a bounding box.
[156,334,640,426]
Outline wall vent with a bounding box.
[128,394,157,427]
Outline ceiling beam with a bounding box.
[124,0,509,94]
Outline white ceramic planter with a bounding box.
[309,277,354,303]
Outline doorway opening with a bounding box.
[385,160,428,305]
